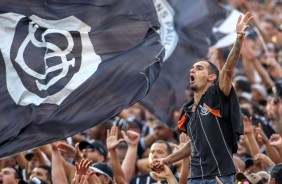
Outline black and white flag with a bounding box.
[0,0,164,158]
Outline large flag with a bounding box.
[212,10,244,48]
[141,0,226,125]
[0,0,164,158]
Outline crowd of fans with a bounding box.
[1,0,282,184]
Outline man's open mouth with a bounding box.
[190,75,195,83]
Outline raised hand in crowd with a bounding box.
[236,12,252,35]
[51,142,68,184]
[121,129,140,147]
[57,142,83,163]
[107,125,141,183]
[106,125,126,184]
[243,116,261,160]
[121,128,140,182]
[72,159,97,184]
[255,123,281,164]
[106,126,124,151]
[53,142,80,182]
[151,164,178,184]
[243,115,254,135]
[75,159,92,176]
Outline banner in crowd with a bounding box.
[0,0,164,158]
[212,9,243,48]
[141,0,226,125]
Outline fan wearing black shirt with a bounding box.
[151,12,253,184]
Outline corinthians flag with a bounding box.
[0,0,164,158]
[142,0,226,125]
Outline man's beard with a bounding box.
[189,84,197,91]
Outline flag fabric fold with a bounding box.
[0,0,164,158]
[141,0,225,125]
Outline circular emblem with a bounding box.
[0,13,101,105]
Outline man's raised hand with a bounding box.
[236,12,253,36]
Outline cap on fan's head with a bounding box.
[79,140,108,160]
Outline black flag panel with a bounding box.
[0,0,164,158]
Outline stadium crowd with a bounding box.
[1,0,282,184]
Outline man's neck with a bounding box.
[193,92,203,105]
[193,84,212,105]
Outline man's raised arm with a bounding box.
[219,12,253,96]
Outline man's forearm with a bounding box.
[220,34,245,95]
[109,149,126,184]
[220,11,253,95]
[122,146,137,182]
[245,133,260,158]
[225,34,244,69]
[265,142,282,164]
[167,141,191,164]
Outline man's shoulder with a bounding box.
[206,84,231,100]
[207,84,220,93]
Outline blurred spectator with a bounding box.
[269,163,282,184]
[0,167,26,184]
[130,140,174,184]
[79,140,108,163]
[251,83,268,106]
[90,162,113,184]
[256,171,270,184]
[29,165,51,184]
[235,172,264,184]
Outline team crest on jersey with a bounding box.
[153,0,178,61]
[0,13,101,106]
[199,104,209,116]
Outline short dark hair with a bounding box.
[10,167,23,180]
[37,165,52,183]
[154,140,173,155]
[197,58,219,84]
[234,80,251,93]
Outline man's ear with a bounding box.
[97,155,106,162]
[208,74,217,83]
